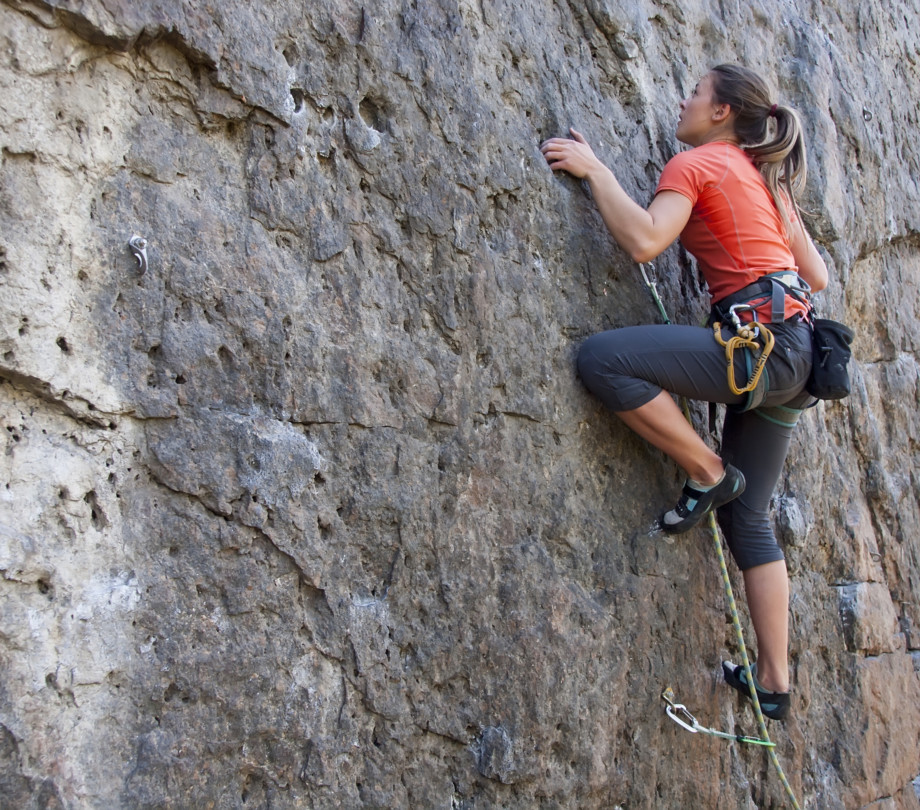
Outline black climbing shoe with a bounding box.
[660,464,745,534]
[722,661,790,721]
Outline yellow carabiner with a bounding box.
[713,321,775,396]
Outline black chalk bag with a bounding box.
[806,318,854,400]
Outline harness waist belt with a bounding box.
[712,272,811,325]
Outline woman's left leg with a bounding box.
[742,560,790,693]
[718,404,804,695]
[577,324,745,484]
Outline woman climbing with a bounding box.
[540,64,829,720]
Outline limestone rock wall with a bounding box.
[1,1,919,807]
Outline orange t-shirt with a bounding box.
[656,141,807,321]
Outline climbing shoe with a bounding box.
[660,464,745,534]
[722,661,790,721]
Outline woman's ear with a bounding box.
[712,104,732,122]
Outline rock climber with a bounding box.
[540,64,829,720]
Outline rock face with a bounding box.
[1,0,919,807]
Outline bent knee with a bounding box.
[576,334,605,380]
[576,332,660,412]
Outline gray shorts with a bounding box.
[577,320,814,570]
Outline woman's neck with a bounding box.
[697,131,741,147]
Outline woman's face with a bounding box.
[676,73,725,146]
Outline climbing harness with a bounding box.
[638,263,801,810]
[711,270,811,326]
[708,270,809,413]
[714,269,853,403]
[661,686,775,747]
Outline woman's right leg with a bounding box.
[718,404,806,696]
[577,324,744,482]
[742,560,790,693]
[616,391,724,484]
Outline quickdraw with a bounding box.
[712,305,775,396]
[661,687,775,747]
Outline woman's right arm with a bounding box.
[541,128,691,263]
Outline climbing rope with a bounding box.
[638,264,801,810]
[639,261,671,325]
[707,509,801,810]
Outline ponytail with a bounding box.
[709,64,808,236]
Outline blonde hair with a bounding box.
[709,64,807,236]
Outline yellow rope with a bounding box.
[705,509,801,809]
[671,359,801,810]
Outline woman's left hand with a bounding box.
[540,128,606,180]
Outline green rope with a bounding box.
[707,510,801,809]
[638,264,801,810]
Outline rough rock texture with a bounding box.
[1,0,919,807]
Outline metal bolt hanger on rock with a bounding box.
[129,235,148,274]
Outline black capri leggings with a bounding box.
[576,320,814,570]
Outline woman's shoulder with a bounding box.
[667,141,744,165]
[662,142,757,186]
[662,143,719,175]
[660,143,725,188]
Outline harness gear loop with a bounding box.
[712,308,775,396]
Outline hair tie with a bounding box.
[769,104,778,118]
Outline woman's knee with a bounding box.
[576,331,661,411]
[717,502,785,570]
[576,333,604,376]
[576,333,617,396]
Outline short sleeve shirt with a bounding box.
[656,141,807,321]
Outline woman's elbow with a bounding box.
[809,274,828,293]
[794,231,829,292]
[800,260,829,292]
[629,242,660,265]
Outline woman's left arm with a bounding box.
[789,223,829,292]
[541,129,691,264]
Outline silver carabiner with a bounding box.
[661,687,700,734]
[727,303,750,332]
[665,703,700,734]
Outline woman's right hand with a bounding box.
[540,128,606,180]
[540,127,691,264]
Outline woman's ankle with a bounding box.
[688,460,724,487]
[755,665,789,694]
